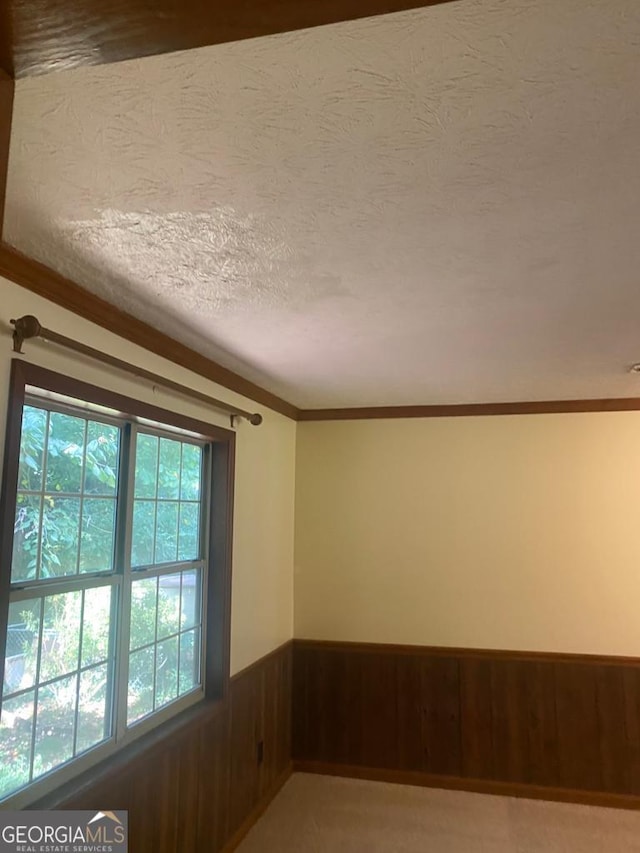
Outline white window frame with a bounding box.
[0,361,235,808]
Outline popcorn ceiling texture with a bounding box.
[5,0,640,407]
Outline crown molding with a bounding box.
[3,247,638,423]
[3,245,638,423]
[295,399,640,421]
[0,243,299,419]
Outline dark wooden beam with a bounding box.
[296,398,640,421]
[0,243,299,419]
[0,67,14,236]
[0,0,460,78]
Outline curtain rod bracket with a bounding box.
[9,315,263,426]
[11,315,42,354]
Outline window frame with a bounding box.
[0,359,235,807]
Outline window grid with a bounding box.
[1,400,209,806]
[12,403,121,585]
[71,587,86,757]
[131,432,203,569]
[73,419,88,582]
[4,656,114,704]
[3,581,118,791]
[125,567,203,725]
[27,595,44,783]
[35,409,49,583]
[116,426,206,734]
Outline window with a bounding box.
[0,362,234,806]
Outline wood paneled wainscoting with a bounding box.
[34,642,292,853]
[22,635,640,845]
[292,640,640,809]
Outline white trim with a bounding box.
[1,392,211,808]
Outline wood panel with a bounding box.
[521,661,559,787]
[395,655,422,771]
[623,668,640,794]
[596,665,631,795]
[553,662,603,791]
[292,640,640,804]
[423,656,461,776]
[36,641,293,853]
[0,68,13,236]
[198,706,234,851]
[0,0,458,79]
[459,658,494,780]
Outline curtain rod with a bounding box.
[9,315,263,426]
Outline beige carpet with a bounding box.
[237,774,640,852]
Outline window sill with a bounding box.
[31,695,226,810]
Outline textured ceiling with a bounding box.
[5,0,640,408]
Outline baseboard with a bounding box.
[293,761,640,811]
[221,764,293,852]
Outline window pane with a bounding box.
[4,600,40,696]
[3,401,213,800]
[40,592,82,683]
[158,438,181,500]
[180,444,202,501]
[155,636,179,709]
[18,406,47,492]
[41,496,81,577]
[81,586,113,668]
[155,502,178,564]
[76,664,110,754]
[135,434,158,499]
[0,691,35,800]
[80,498,116,573]
[131,500,155,567]
[84,421,119,495]
[179,629,200,696]
[178,503,200,561]
[157,573,181,639]
[127,647,155,724]
[13,411,122,588]
[12,494,42,582]
[46,412,85,494]
[180,569,200,631]
[130,577,157,650]
[34,674,77,777]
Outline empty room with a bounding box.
[1,0,640,850]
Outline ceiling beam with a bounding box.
[1,0,460,78]
[0,68,13,236]
[0,243,299,419]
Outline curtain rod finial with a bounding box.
[249,413,263,426]
[10,315,42,353]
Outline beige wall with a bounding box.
[0,276,296,674]
[294,416,640,656]
[5,273,640,662]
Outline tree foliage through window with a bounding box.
[1,400,206,803]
